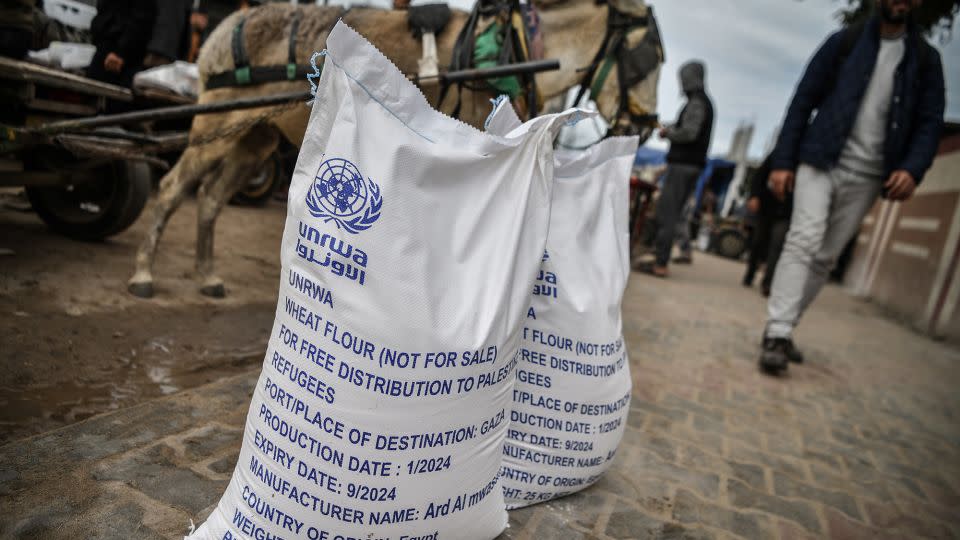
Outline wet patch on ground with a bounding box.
[0,301,272,444]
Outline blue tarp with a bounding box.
[696,158,736,209]
[634,146,668,167]
[634,146,736,209]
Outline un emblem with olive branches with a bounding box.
[306,157,382,234]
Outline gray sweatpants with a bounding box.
[654,164,702,267]
[765,164,882,339]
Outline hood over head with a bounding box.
[679,61,706,94]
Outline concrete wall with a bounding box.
[846,132,960,342]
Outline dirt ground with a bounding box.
[2,252,958,539]
[0,193,288,444]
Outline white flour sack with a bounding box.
[188,22,582,540]
[487,106,637,509]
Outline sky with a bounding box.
[644,0,960,159]
[331,0,958,159]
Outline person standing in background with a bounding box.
[143,0,195,68]
[639,61,715,278]
[742,155,792,297]
[186,3,210,63]
[673,196,696,265]
[87,0,156,86]
[0,0,35,59]
[760,0,945,374]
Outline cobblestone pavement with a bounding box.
[1,255,959,539]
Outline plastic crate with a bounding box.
[44,0,97,31]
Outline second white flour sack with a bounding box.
[188,22,579,540]
[506,138,636,508]
[486,103,637,508]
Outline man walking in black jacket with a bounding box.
[743,155,792,296]
[641,61,715,278]
[760,0,945,374]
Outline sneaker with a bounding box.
[674,254,693,265]
[781,338,804,364]
[637,261,669,278]
[759,337,790,374]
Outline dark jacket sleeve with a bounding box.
[115,0,156,61]
[664,98,707,144]
[749,156,772,199]
[898,48,945,183]
[146,0,191,60]
[770,31,843,171]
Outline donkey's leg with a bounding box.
[195,125,280,298]
[128,145,220,298]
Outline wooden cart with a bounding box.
[0,57,191,240]
[1,56,561,240]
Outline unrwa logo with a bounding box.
[306,157,382,234]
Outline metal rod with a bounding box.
[27,91,312,135]
[431,59,561,84]
[24,59,562,137]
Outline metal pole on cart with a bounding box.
[17,59,561,138]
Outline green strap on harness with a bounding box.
[205,8,335,90]
[590,55,616,100]
[231,18,251,85]
[234,66,251,85]
[474,22,522,99]
[287,10,302,81]
[575,5,653,109]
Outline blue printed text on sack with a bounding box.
[296,221,369,286]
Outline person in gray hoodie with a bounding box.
[641,61,715,277]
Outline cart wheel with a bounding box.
[26,161,152,241]
[231,153,282,206]
[714,228,748,260]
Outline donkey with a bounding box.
[128,0,659,298]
